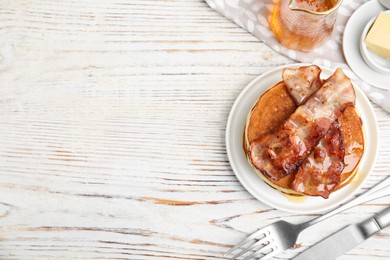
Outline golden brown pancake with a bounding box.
[244,81,364,196]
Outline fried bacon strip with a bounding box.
[292,120,345,198]
[282,65,323,105]
[249,68,355,181]
[283,66,346,197]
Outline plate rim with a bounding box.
[226,63,378,213]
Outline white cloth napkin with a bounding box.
[205,0,390,113]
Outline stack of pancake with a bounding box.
[244,66,364,198]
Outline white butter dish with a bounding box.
[360,11,390,74]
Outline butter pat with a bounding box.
[365,12,390,59]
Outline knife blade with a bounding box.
[292,207,390,260]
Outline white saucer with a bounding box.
[343,0,390,90]
[359,11,390,74]
[225,63,378,214]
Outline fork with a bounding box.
[225,176,390,260]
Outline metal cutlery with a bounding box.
[292,206,390,260]
[225,176,390,260]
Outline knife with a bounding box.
[292,207,390,260]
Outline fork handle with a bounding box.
[364,176,390,197]
[301,176,390,229]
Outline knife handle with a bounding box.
[375,207,390,230]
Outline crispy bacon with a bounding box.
[249,68,355,181]
[282,65,323,105]
[283,66,347,198]
[292,120,345,198]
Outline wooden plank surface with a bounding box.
[0,0,388,259]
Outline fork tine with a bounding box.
[229,239,257,260]
[230,235,269,259]
[224,228,267,256]
[259,248,279,260]
[242,243,272,260]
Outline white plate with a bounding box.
[343,0,390,90]
[226,63,378,214]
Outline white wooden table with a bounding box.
[0,0,389,259]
